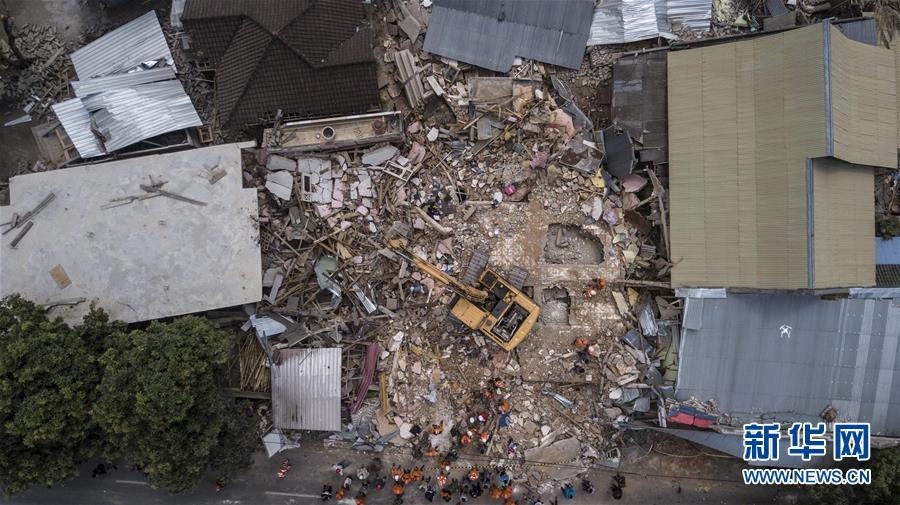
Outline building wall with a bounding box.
[813,158,876,288]
[669,25,828,288]
[829,25,898,168]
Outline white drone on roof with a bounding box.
[779,325,793,339]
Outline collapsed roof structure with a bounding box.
[52,11,202,159]
[0,143,261,324]
[668,22,899,290]
[181,0,379,128]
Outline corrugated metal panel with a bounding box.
[423,0,594,72]
[877,238,900,264]
[71,11,173,79]
[588,0,671,46]
[812,158,875,288]
[81,80,201,153]
[676,294,900,437]
[666,0,712,32]
[828,24,898,169]
[51,98,104,158]
[71,67,175,97]
[588,0,710,45]
[669,26,829,289]
[834,18,877,46]
[271,348,342,432]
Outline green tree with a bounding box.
[0,295,106,496]
[208,400,259,481]
[95,316,230,492]
[806,446,900,504]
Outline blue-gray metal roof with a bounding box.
[834,17,877,46]
[876,237,900,264]
[423,0,594,72]
[676,294,900,437]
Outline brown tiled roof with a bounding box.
[182,0,379,127]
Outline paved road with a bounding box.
[7,444,791,505]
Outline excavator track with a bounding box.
[508,266,529,291]
[461,249,490,286]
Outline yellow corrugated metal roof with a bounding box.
[669,25,826,289]
[669,23,893,289]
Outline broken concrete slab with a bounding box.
[265,170,294,201]
[297,157,333,204]
[266,154,297,172]
[362,145,399,166]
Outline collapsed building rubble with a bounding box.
[212,2,685,490]
[3,0,898,496]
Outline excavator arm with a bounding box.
[390,240,489,303]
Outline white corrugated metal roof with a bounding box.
[54,11,201,160]
[588,0,711,45]
[71,11,173,79]
[271,348,342,432]
[71,67,175,97]
[81,80,201,153]
[51,98,105,158]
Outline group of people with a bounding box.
[308,374,628,504]
[320,462,521,505]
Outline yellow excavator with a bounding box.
[390,239,539,351]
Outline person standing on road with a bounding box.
[561,483,575,499]
[321,485,333,501]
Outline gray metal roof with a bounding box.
[423,0,594,72]
[676,294,900,437]
[70,67,175,97]
[71,11,173,79]
[51,98,105,158]
[612,50,668,162]
[588,0,711,45]
[271,348,342,432]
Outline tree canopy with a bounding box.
[208,399,259,481]
[806,447,900,504]
[94,316,231,492]
[0,295,109,495]
[0,296,258,496]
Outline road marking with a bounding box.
[265,491,319,498]
[114,480,149,485]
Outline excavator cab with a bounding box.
[388,239,539,351]
[450,267,539,350]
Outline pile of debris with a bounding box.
[0,22,74,116]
